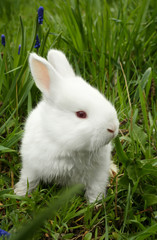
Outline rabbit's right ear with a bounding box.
[29,53,60,96]
[47,49,75,78]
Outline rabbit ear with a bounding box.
[47,49,75,78]
[29,53,60,95]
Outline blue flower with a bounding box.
[34,35,40,49]
[0,228,10,238]
[1,34,5,46]
[18,44,21,55]
[38,6,44,24]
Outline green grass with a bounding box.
[0,0,157,239]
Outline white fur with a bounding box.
[14,49,119,202]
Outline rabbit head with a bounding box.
[29,50,119,152]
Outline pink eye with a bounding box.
[76,111,87,119]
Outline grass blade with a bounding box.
[10,185,83,240]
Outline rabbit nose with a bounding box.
[107,128,115,133]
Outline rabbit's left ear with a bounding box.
[47,49,75,78]
[29,53,61,96]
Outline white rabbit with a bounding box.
[14,49,119,203]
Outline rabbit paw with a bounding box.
[109,161,118,178]
[14,181,27,196]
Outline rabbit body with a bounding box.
[14,49,119,202]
